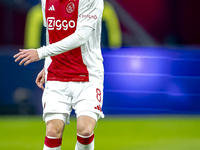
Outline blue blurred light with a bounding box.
[130,57,142,71]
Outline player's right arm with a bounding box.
[37,0,103,60]
[35,68,45,90]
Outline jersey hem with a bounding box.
[47,77,89,82]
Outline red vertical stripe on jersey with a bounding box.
[45,0,89,82]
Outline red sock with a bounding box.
[44,136,62,148]
[77,134,94,145]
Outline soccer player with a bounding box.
[13,0,104,149]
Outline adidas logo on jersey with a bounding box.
[48,5,55,11]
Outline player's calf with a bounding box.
[75,115,96,150]
[43,119,65,150]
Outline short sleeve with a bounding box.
[77,0,104,29]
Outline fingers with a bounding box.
[39,77,45,90]
[36,77,45,90]
[14,49,28,65]
[13,49,26,58]
[40,84,45,90]
[37,82,44,90]
[14,51,26,62]
[19,56,30,66]
[18,56,32,66]
[13,49,39,66]
[13,49,22,58]
[35,69,45,90]
[24,59,32,66]
[36,74,41,86]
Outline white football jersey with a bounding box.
[38,0,104,84]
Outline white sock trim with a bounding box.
[47,136,59,139]
[77,133,94,138]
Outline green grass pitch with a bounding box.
[0,115,199,150]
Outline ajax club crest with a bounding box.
[66,2,75,13]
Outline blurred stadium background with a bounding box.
[0,0,200,149]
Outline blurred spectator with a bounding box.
[24,3,45,49]
[102,1,122,48]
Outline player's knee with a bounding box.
[77,124,94,136]
[77,115,96,136]
[46,127,63,138]
[77,128,93,137]
[46,120,64,138]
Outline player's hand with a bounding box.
[13,49,40,66]
[35,68,45,90]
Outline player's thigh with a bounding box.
[42,81,72,124]
[73,82,104,121]
[77,115,96,136]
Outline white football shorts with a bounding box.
[42,81,104,124]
